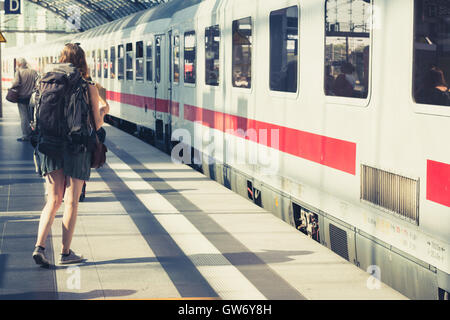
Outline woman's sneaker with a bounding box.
[32,246,51,267]
[59,250,84,264]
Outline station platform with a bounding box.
[0,101,408,300]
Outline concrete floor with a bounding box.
[0,101,407,300]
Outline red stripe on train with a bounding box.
[106,90,179,116]
[427,160,450,207]
[105,90,356,175]
[184,104,357,175]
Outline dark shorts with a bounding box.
[34,149,92,181]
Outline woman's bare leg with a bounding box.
[61,176,85,254]
[35,169,65,248]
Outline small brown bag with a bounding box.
[6,88,19,103]
[91,133,107,169]
[6,70,21,103]
[88,100,107,169]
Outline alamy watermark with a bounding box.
[66,266,81,290]
[367,3,382,31]
[66,6,82,32]
[171,121,280,174]
[366,265,381,290]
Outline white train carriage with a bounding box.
[2,0,449,300]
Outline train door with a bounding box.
[167,30,173,153]
[168,28,181,152]
[134,39,147,129]
[154,34,168,151]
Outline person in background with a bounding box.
[78,79,109,202]
[333,62,355,98]
[324,65,335,95]
[417,66,450,106]
[10,58,38,141]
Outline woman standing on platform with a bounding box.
[32,43,110,266]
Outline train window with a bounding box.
[146,40,153,82]
[97,49,102,78]
[205,25,220,86]
[173,35,180,83]
[110,46,116,79]
[82,53,86,75]
[324,0,371,99]
[91,51,96,79]
[103,49,108,79]
[413,0,450,107]
[184,31,196,84]
[86,52,90,77]
[126,43,133,80]
[118,45,124,80]
[155,36,161,83]
[90,54,93,76]
[136,41,144,81]
[270,6,298,93]
[232,17,252,89]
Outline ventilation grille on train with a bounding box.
[329,224,349,261]
[361,165,419,224]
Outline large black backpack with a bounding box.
[34,63,92,159]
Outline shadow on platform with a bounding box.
[0,289,137,300]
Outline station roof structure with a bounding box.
[28,0,169,32]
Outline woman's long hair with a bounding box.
[59,43,89,79]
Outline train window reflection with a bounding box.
[146,40,153,82]
[205,25,220,86]
[413,0,450,107]
[155,36,161,83]
[103,49,108,79]
[85,52,89,77]
[232,17,252,89]
[110,46,116,79]
[270,6,298,93]
[91,51,96,79]
[97,49,101,78]
[324,0,371,99]
[184,31,196,84]
[126,43,133,80]
[173,35,180,83]
[118,44,124,80]
[136,41,144,81]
